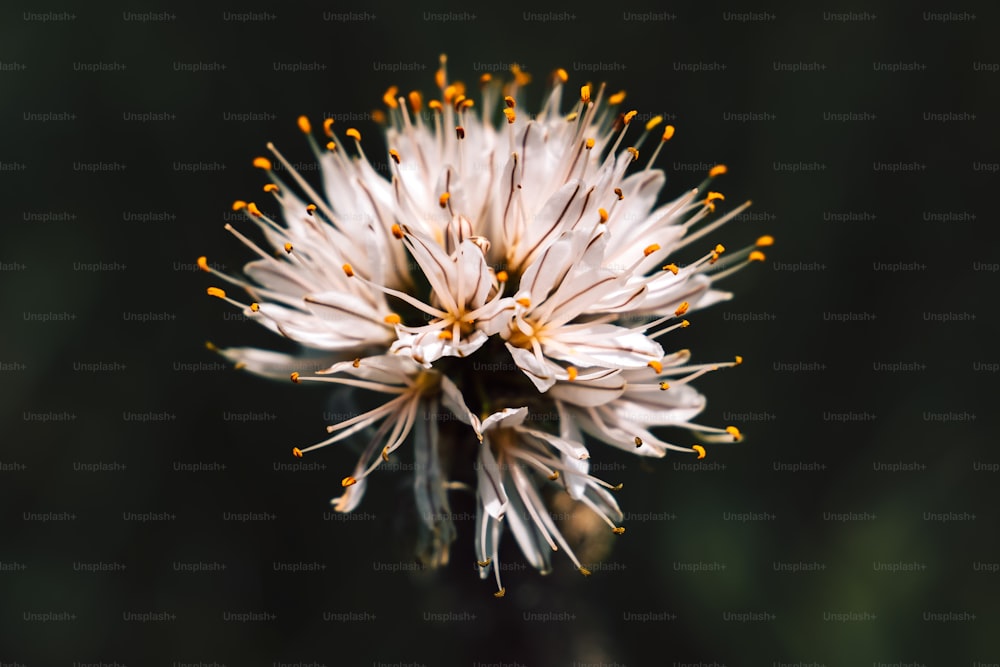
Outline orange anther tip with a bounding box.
[439,192,451,208]
[607,90,625,105]
[496,270,509,283]
[579,567,592,577]
[283,243,293,254]
[663,263,679,275]
[726,426,743,441]
[323,118,335,137]
[503,108,516,124]
[290,372,300,383]
[647,360,663,373]
[341,476,357,487]
[756,235,775,247]
[438,330,453,340]
[206,287,226,299]
[580,85,592,103]
[548,471,560,481]
[292,447,303,457]
[494,588,507,598]
[598,208,609,223]
[252,157,271,170]
[675,301,690,317]
[382,86,399,108]
[342,263,354,277]
[734,355,744,365]
[345,128,361,141]
[297,115,311,133]
[659,382,670,390]
[250,302,259,312]
[477,558,491,567]
[504,95,516,108]
[643,243,661,257]
[627,147,639,161]
[516,298,531,308]
[614,187,624,200]
[623,110,638,125]
[681,319,690,328]
[263,183,279,193]
[326,141,336,152]
[391,224,404,239]
[196,256,210,272]
[306,204,317,214]
[613,527,626,535]
[384,313,401,325]
[706,191,725,202]
[709,164,728,178]
[662,125,675,141]
[692,445,706,459]
[232,200,247,211]
[645,115,663,131]
[247,202,262,217]
[749,250,766,262]
[585,137,595,150]
[389,149,401,164]
[567,366,578,381]
[555,68,568,82]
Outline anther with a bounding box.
[645,115,663,131]
[692,445,706,459]
[494,588,507,598]
[391,224,404,239]
[342,476,357,487]
[613,527,626,535]
[504,95,516,108]
[382,86,399,108]
[477,559,491,567]
[555,68,569,83]
[515,298,531,308]
[607,90,625,105]
[290,372,300,383]
[580,85,591,104]
[659,382,670,390]
[503,108,516,124]
[389,149,400,164]
[284,243,293,254]
[197,256,210,272]
[384,313,401,325]
[456,127,465,140]
[206,287,226,299]
[681,320,690,328]
[232,200,247,211]
[647,360,663,373]
[323,118,335,137]
[297,115,311,134]
[408,91,423,113]
[756,235,774,247]
[479,73,492,85]
[674,302,690,316]
[352,358,361,368]
[292,447,303,458]
[585,138,595,150]
[306,204,317,215]
[598,208,609,223]
[345,128,361,142]
[708,164,728,178]
[614,187,624,200]
[734,355,743,365]
[579,567,592,577]
[634,436,643,448]
[567,366,578,381]
[623,110,638,125]
[252,157,271,170]
[250,303,259,312]
[706,191,725,202]
[496,270,509,283]
[548,471,560,481]
[627,147,639,161]
[342,263,355,277]
[263,183,279,193]
[749,251,766,262]
[381,447,390,462]
[439,192,450,208]
[643,243,660,257]
[326,141,336,152]
[247,202,262,217]
[663,263,679,275]
[662,125,676,141]
[726,426,742,441]
[438,330,453,340]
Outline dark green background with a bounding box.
[2,0,996,665]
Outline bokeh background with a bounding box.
[2,0,997,665]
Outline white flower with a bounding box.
[199,56,770,596]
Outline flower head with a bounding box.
[200,56,769,595]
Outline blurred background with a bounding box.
[1,0,997,664]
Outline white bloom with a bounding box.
[199,56,770,596]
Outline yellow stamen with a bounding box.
[326,141,336,152]
[428,100,443,112]
[614,188,624,200]
[607,90,625,105]
[613,526,625,535]
[579,567,592,577]
[734,355,743,365]
[756,235,775,247]
[580,85,591,104]
[634,436,643,448]
[623,110,638,125]
[297,115,311,134]
[384,313,401,325]
[511,63,531,86]
[477,558,491,567]
[598,208,609,223]
[749,251,766,262]
[709,164,728,178]
[659,382,670,390]
[456,126,465,140]
[438,330,453,340]
[292,447,303,458]
[439,192,450,208]
[662,125,675,141]
[645,115,663,131]
[232,200,247,212]
[382,86,399,108]
[565,112,578,122]
[306,204,317,215]
[408,91,423,113]
[647,360,663,373]
[352,358,361,368]
[663,263,679,275]
[342,476,357,487]
[548,471,560,481]
[252,157,271,170]
[555,68,569,82]
[504,95,516,108]
[250,303,259,312]
[283,242,293,254]
[494,588,506,598]
[371,110,386,125]
[726,426,742,441]
[496,270,509,283]
[323,118,335,137]
[381,447,390,462]
[196,256,210,272]
[246,202,262,217]
[205,341,218,352]
[612,483,623,491]
[503,108,516,124]
[692,445,706,459]
[290,372,300,383]
[206,287,226,299]
[391,224,403,239]
[715,243,726,254]
[674,302,690,317]
[681,320,690,328]
[706,191,725,202]
[627,147,639,161]
[389,149,400,164]
[515,298,531,308]
[435,66,446,89]
[585,137,595,149]
[478,74,492,85]
[567,366,578,381]
[345,128,361,142]
[263,183,279,193]
[342,263,354,277]
[643,243,660,257]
